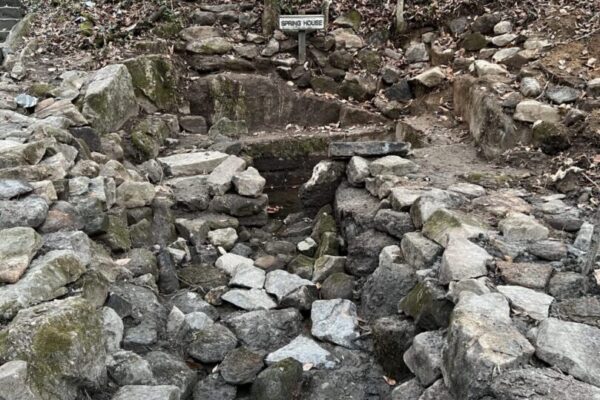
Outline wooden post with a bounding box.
[396,0,407,33]
[263,0,279,35]
[298,30,306,64]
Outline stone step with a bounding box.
[0,7,22,18]
[0,18,18,30]
[0,0,20,6]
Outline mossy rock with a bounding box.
[79,20,94,36]
[357,48,382,74]
[243,135,329,161]
[98,209,131,252]
[251,357,303,400]
[0,297,106,400]
[398,280,453,330]
[531,120,570,155]
[311,205,337,241]
[315,231,340,258]
[334,10,362,31]
[128,116,174,162]
[124,54,178,111]
[421,208,488,246]
[287,254,315,279]
[463,171,513,189]
[153,19,184,39]
[29,83,55,98]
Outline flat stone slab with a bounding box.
[158,151,229,177]
[311,299,360,348]
[265,335,338,369]
[221,289,277,311]
[329,141,411,159]
[497,285,554,320]
[534,318,600,387]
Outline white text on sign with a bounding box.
[279,15,326,31]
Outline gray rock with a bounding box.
[188,323,238,363]
[491,33,518,47]
[145,351,198,399]
[311,299,360,348]
[497,285,554,320]
[528,239,568,261]
[229,264,266,289]
[0,195,48,229]
[403,330,444,387]
[312,255,346,283]
[223,308,302,351]
[534,318,600,387]
[411,67,446,88]
[369,155,418,176]
[546,85,581,104]
[391,378,424,400]
[210,194,268,217]
[265,335,338,369]
[374,209,415,239]
[347,228,396,274]
[216,253,254,275]
[520,77,542,97]
[251,358,303,400]
[494,20,513,34]
[439,235,492,284]
[193,374,236,400]
[443,293,534,399]
[496,261,553,289]
[405,42,429,63]
[219,347,264,384]
[165,175,211,211]
[265,270,314,302]
[158,151,229,177]
[499,212,549,241]
[447,182,486,198]
[170,291,217,319]
[111,385,180,400]
[232,167,265,197]
[389,187,428,211]
[0,250,86,320]
[0,297,106,400]
[548,271,585,299]
[208,117,248,139]
[207,155,247,196]
[0,179,33,199]
[321,273,354,300]
[0,360,41,400]
[472,60,509,76]
[401,232,443,269]
[108,350,154,385]
[299,160,345,209]
[116,181,155,208]
[103,306,124,354]
[551,296,600,328]
[82,64,138,134]
[514,100,560,123]
[208,227,238,250]
[328,141,411,159]
[447,277,492,303]
[491,367,600,399]
[361,246,416,320]
[399,279,454,330]
[419,379,453,400]
[346,156,370,186]
[222,289,276,311]
[0,227,41,284]
[372,316,416,380]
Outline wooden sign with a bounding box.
[279,14,326,31]
[278,15,326,64]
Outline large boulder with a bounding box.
[124,54,178,111]
[82,64,139,134]
[0,195,48,229]
[0,297,106,400]
[442,293,534,399]
[533,318,600,387]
